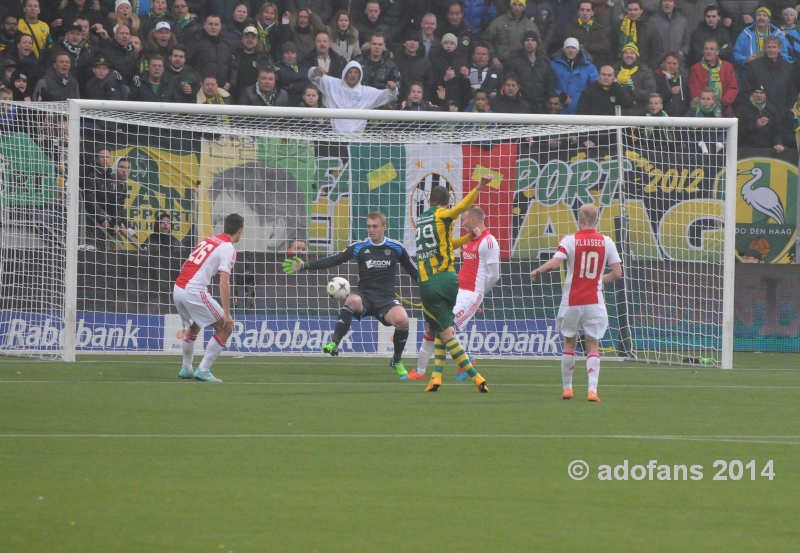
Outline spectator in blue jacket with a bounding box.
[550,37,598,114]
[461,0,496,39]
[733,7,792,71]
[783,8,800,61]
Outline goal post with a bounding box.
[0,99,737,368]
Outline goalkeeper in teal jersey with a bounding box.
[416,174,493,393]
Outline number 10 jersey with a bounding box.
[553,228,621,306]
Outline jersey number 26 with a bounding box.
[187,240,215,265]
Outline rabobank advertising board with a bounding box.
[0,312,562,356]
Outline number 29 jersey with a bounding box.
[175,234,237,292]
[553,228,621,306]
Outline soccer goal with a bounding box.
[0,100,737,368]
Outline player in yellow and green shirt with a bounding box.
[415,174,492,393]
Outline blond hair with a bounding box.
[465,206,485,222]
[578,203,599,226]
[367,211,387,225]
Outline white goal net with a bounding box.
[0,100,736,367]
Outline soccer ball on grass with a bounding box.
[327,277,350,301]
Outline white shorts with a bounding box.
[453,289,483,330]
[556,304,609,340]
[173,285,224,329]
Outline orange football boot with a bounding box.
[425,373,442,392]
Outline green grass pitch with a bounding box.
[1,352,798,552]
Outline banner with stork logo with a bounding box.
[734,150,797,264]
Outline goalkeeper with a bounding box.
[283,212,418,376]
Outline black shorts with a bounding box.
[353,290,402,327]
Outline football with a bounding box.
[327,277,350,301]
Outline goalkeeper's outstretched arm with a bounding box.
[283,248,353,275]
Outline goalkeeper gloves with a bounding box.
[282,257,305,275]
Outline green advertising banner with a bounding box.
[349,143,408,244]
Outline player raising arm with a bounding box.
[283,212,418,376]
[530,204,622,402]
[174,213,244,383]
[416,174,493,393]
[408,206,500,381]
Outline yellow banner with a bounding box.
[112,146,199,250]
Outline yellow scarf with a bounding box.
[257,22,274,56]
[700,59,723,100]
[755,29,768,55]
[644,110,671,139]
[619,16,638,56]
[579,18,593,29]
[794,103,800,140]
[617,65,639,87]
[204,91,226,105]
[203,91,229,124]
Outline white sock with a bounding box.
[561,349,575,389]
[416,333,435,376]
[197,333,225,373]
[182,332,197,370]
[587,352,600,392]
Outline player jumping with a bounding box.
[530,204,622,402]
[282,212,418,376]
[407,206,500,381]
[174,213,244,383]
[416,175,493,393]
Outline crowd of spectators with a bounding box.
[2,0,800,151]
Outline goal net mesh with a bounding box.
[0,101,731,364]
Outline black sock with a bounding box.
[393,327,409,362]
[332,306,354,343]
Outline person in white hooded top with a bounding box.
[308,59,398,132]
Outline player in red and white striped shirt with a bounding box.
[173,213,244,382]
[530,204,622,402]
[408,206,500,381]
